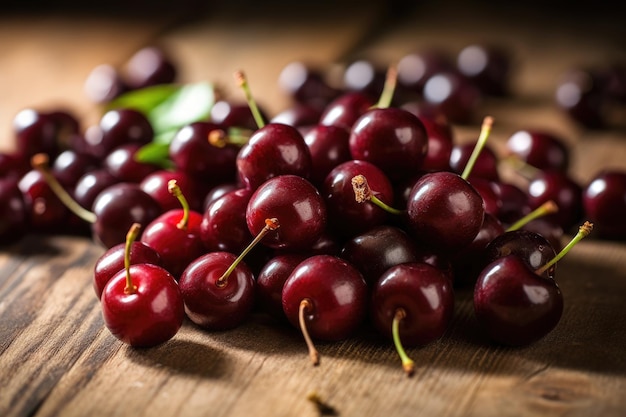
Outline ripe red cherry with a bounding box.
[582,169,626,240]
[302,124,351,187]
[319,91,375,130]
[101,224,184,347]
[246,175,326,251]
[140,180,206,279]
[371,262,454,375]
[526,170,583,231]
[0,179,29,245]
[505,129,570,172]
[200,187,254,253]
[256,253,308,321]
[282,254,368,364]
[236,123,312,189]
[349,107,428,181]
[407,170,485,253]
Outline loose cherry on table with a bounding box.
[582,169,626,240]
[505,129,570,172]
[100,223,184,347]
[140,179,206,279]
[474,222,593,346]
[178,218,279,330]
[370,262,454,376]
[282,254,368,365]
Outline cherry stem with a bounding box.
[461,116,494,180]
[208,127,252,148]
[536,221,593,275]
[123,223,141,294]
[351,174,405,215]
[234,70,266,129]
[215,218,280,288]
[375,64,398,109]
[299,298,320,366]
[168,179,190,230]
[306,391,337,415]
[392,308,415,377]
[506,200,559,232]
[30,153,97,224]
[502,154,541,181]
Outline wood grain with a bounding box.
[1,2,626,417]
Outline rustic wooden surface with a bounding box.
[1,2,626,416]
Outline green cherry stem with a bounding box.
[392,308,415,377]
[374,64,398,109]
[505,200,559,232]
[208,127,252,148]
[168,179,190,230]
[351,174,405,215]
[234,70,266,129]
[535,221,593,276]
[215,218,280,288]
[461,116,494,181]
[30,153,97,223]
[123,223,142,294]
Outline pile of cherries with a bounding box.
[1,43,624,376]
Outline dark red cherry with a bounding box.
[0,152,30,181]
[456,43,511,96]
[51,149,98,189]
[91,182,162,248]
[210,100,267,131]
[492,181,530,225]
[506,130,570,172]
[282,254,368,344]
[418,115,454,172]
[397,48,454,95]
[270,103,323,128]
[139,169,205,213]
[303,124,351,187]
[201,187,254,253]
[93,241,162,298]
[323,160,394,238]
[104,143,159,183]
[349,107,428,181]
[422,70,482,124]
[13,108,59,159]
[179,251,255,330]
[449,141,500,182]
[277,61,341,109]
[554,67,607,128]
[342,59,386,99]
[340,225,420,287]
[407,171,485,253]
[18,168,70,234]
[256,253,308,321]
[371,262,454,346]
[582,170,626,240]
[0,179,29,245]
[526,170,583,231]
[122,45,177,90]
[73,168,120,211]
[83,108,154,159]
[474,254,563,346]
[236,123,312,189]
[83,63,128,104]
[169,121,239,185]
[202,182,240,212]
[319,91,375,130]
[246,175,326,251]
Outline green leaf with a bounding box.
[134,142,174,169]
[107,84,180,115]
[148,81,215,133]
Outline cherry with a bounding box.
[282,254,368,364]
[210,100,267,131]
[201,187,254,253]
[526,170,583,231]
[122,45,177,90]
[0,151,30,181]
[101,223,184,347]
[492,181,530,225]
[397,48,454,95]
[370,262,454,376]
[18,168,70,234]
[202,182,240,211]
[51,149,98,189]
[418,115,455,172]
[449,141,500,182]
[554,67,607,129]
[246,175,327,251]
[324,160,396,238]
[256,253,308,321]
[140,180,206,279]
[582,169,626,240]
[168,121,239,185]
[83,108,154,159]
[302,124,351,187]
[72,168,120,211]
[13,108,59,159]
[93,239,162,299]
[277,60,341,109]
[139,169,205,213]
[340,225,420,287]
[456,43,511,96]
[83,63,128,104]
[0,179,29,245]
[505,129,570,172]
[270,103,323,128]
[422,70,482,124]
[349,106,428,181]
[474,222,593,346]
[342,58,386,99]
[103,143,160,183]
[179,219,278,330]
[318,91,375,130]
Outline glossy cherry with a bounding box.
[505,129,570,172]
[201,187,254,253]
[256,253,308,321]
[101,223,184,347]
[319,91,375,130]
[526,170,583,231]
[282,254,368,364]
[302,124,351,187]
[371,262,454,375]
[582,169,626,240]
[140,180,206,279]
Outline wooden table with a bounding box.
[2,2,626,416]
